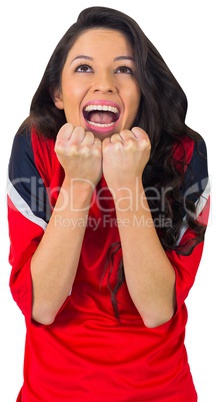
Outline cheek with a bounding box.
[125,91,141,120]
[132,86,141,110]
[62,83,82,103]
[60,84,83,118]
[124,82,140,106]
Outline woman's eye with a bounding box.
[75,64,93,73]
[116,66,133,74]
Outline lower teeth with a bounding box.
[87,120,115,128]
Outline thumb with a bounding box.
[131,126,149,139]
[131,127,150,147]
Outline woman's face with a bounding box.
[54,28,141,140]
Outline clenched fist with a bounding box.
[55,123,102,187]
[102,127,151,190]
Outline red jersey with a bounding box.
[7,129,210,402]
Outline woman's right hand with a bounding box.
[55,123,102,188]
[31,123,102,325]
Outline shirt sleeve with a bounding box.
[166,138,210,312]
[7,131,51,322]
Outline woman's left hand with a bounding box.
[102,127,151,190]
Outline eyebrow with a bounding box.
[70,55,135,64]
[114,56,135,62]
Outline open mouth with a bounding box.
[83,104,120,128]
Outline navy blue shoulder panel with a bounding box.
[182,138,209,205]
[8,131,51,222]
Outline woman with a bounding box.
[7,6,210,402]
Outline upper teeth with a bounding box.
[84,105,119,114]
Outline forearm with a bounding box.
[31,178,93,325]
[115,181,176,328]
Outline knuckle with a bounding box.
[80,145,90,157]
[125,138,136,150]
[68,144,79,156]
[114,142,123,152]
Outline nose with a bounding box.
[91,71,117,94]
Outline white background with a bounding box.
[0,0,216,401]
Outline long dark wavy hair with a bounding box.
[18,6,206,318]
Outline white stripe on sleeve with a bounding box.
[7,178,47,231]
